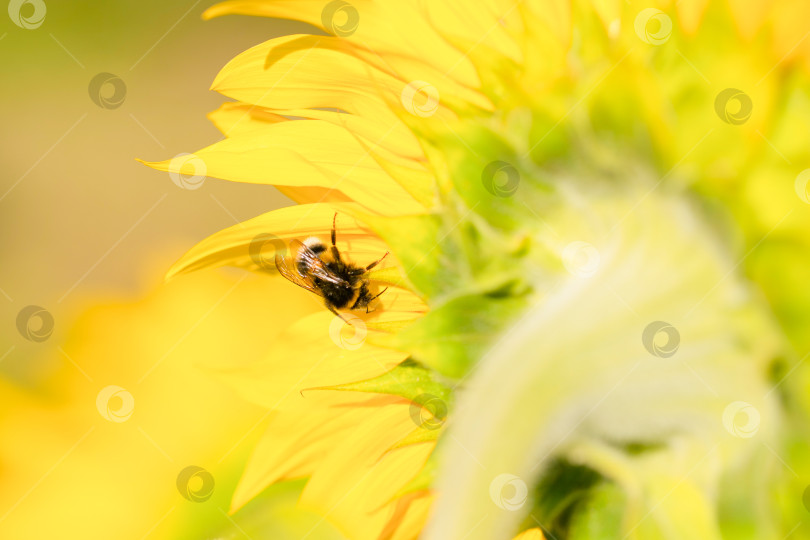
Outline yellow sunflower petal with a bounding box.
[300,395,433,539]
[769,0,810,63]
[423,0,523,63]
[163,203,394,279]
[207,101,287,136]
[363,287,428,327]
[211,35,399,118]
[230,392,396,511]
[676,0,710,35]
[512,528,545,540]
[207,103,398,207]
[726,0,770,39]
[209,30,489,126]
[231,390,432,539]
[203,0,371,30]
[141,119,425,216]
[204,311,407,412]
[277,107,424,161]
[275,185,356,206]
[204,102,435,207]
[204,1,485,92]
[384,492,434,540]
[522,0,571,48]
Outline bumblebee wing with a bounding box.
[290,240,350,287]
[274,252,323,296]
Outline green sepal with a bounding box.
[308,359,453,406]
[524,460,604,536]
[389,424,443,451]
[209,479,343,540]
[567,482,626,540]
[384,292,529,379]
[354,211,450,299]
[433,124,540,233]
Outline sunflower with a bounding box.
[143,0,810,539]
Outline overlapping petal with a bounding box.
[232,390,433,539]
[204,312,409,413]
[142,119,425,216]
[203,0,490,95]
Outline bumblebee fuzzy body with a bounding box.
[275,216,388,317]
[299,237,371,310]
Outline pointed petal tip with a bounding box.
[136,157,169,172]
[201,3,226,20]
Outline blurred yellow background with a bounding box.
[0,1,341,538]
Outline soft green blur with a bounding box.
[347,2,810,538]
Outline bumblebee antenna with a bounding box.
[365,252,389,272]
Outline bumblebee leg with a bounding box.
[365,252,389,272]
[327,303,347,322]
[331,213,342,263]
[367,287,388,305]
[363,287,388,314]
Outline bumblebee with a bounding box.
[274,214,388,319]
